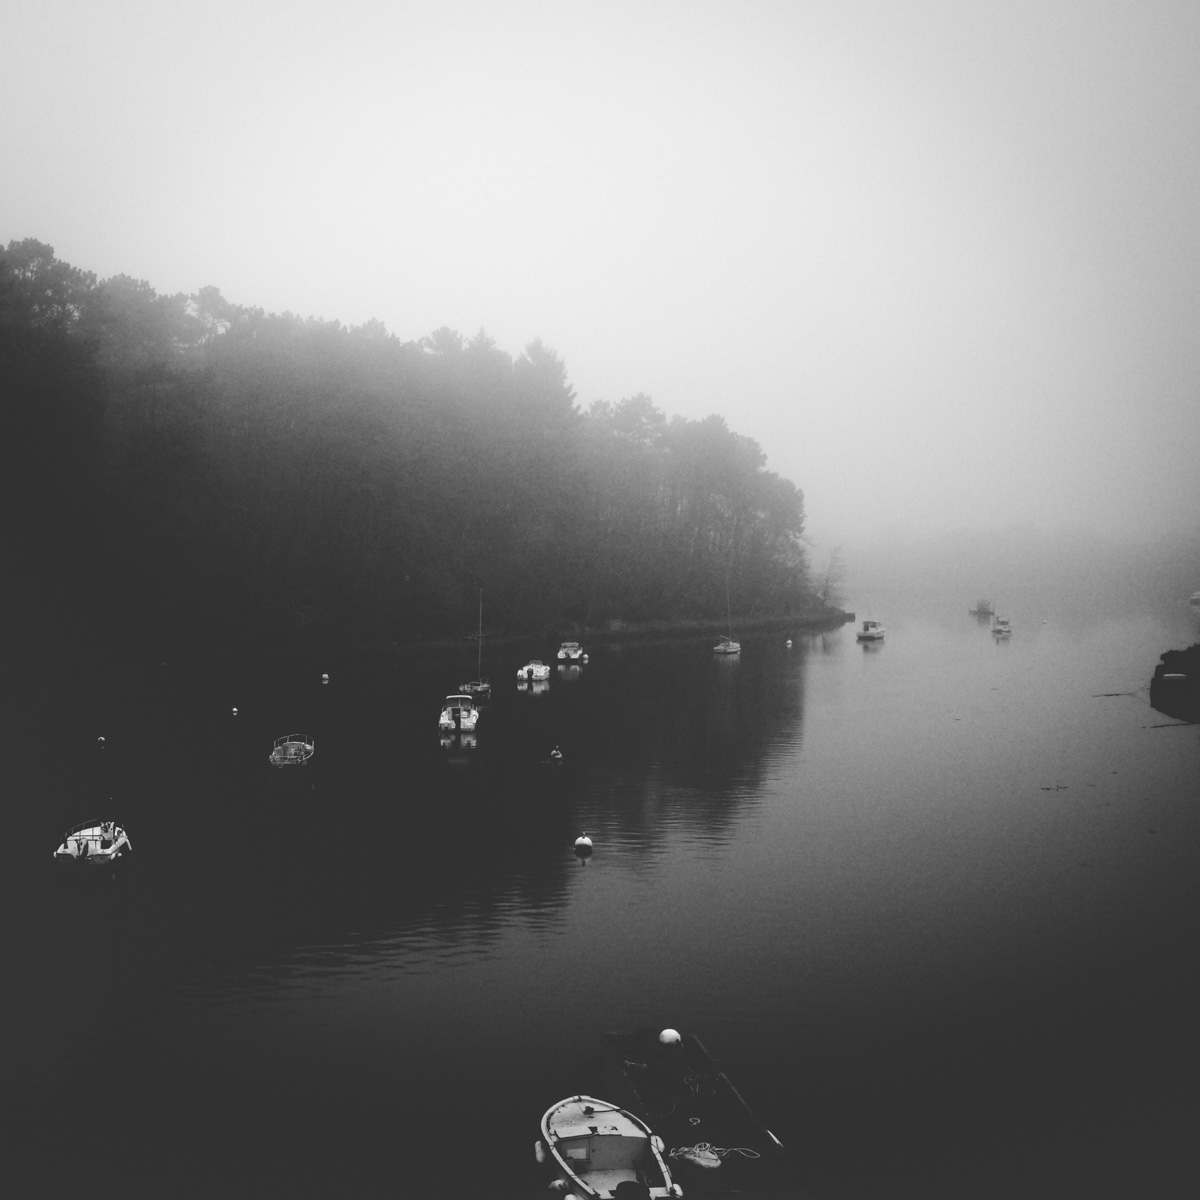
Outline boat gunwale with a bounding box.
[540,1093,674,1198]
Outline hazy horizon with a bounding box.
[5,1,1199,551]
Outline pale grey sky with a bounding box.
[4,0,1198,548]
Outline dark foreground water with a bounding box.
[3,596,1199,1198]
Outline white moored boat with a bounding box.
[518,659,551,681]
[992,617,1012,637]
[713,637,741,655]
[557,641,588,662]
[438,694,479,732]
[537,1095,680,1199]
[855,620,885,641]
[269,734,314,766]
[54,819,132,869]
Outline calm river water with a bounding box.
[4,595,1199,1198]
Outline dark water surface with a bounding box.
[4,599,1199,1198]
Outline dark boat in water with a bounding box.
[596,1029,802,1198]
[1149,643,1200,723]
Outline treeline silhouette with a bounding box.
[2,239,816,655]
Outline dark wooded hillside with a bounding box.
[2,239,816,655]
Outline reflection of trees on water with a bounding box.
[555,637,808,849]
[35,657,585,982]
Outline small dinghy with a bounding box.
[438,694,479,732]
[54,819,132,870]
[269,734,314,767]
[537,1095,680,1198]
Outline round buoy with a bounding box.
[574,834,593,859]
[786,638,793,647]
[231,706,239,717]
[659,1028,681,1047]
[321,673,329,684]
[96,736,106,748]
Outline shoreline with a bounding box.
[336,606,855,665]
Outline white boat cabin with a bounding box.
[438,695,479,732]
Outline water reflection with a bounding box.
[11,610,1200,1197]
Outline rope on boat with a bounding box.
[668,1141,761,1166]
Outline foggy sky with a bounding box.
[4,0,1198,550]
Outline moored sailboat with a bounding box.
[459,589,491,701]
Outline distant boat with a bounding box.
[557,641,588,662]
[518,659,551,681]
[1188,591,1200,609]
[714,579,740,654]
[54,819,132,870]
[438,694,479,732]
[536,1095,678,1199]
[992,617,1013,637]
[459,590,491,701]
[269,734,314,766]
[969,599,994,617]
[856,619,885,641]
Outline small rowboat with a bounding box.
[54,819,132,869]
[269,734,314,766]
[537,1095,680,1198]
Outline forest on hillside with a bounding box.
[2,238,822,656]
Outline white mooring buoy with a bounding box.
[231,706,239,717]
[321,673,329,684]
[574,834,593,858]
[658,1028,682,1047]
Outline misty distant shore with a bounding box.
[339,606,854,663]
